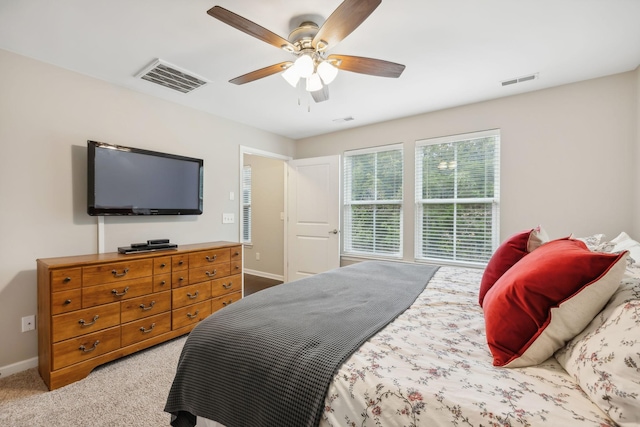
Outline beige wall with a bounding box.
[296,71,639,261]
[0,49,295,372]
[242,154,285,278]
[635,66,640,235]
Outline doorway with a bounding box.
[240,147,290,291]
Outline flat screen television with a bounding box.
[87,140,203,216]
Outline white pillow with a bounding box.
[555,278,640,426]
[600,232,640,278]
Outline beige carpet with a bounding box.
[0,336,187,427]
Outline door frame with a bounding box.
[239,146,292,282]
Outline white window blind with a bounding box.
[242,165,252,244]
[415,130,500,264]
[343,144,403,257]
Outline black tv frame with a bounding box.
[87,140,203,216]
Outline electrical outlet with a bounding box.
[256,252,260,261]
[222,213,235,224]
[22,315,35,332]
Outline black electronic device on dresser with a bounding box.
[118,239,177,254]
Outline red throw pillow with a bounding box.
[479,226,547,307]
[483,238,627,367]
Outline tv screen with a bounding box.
[87,140,203,216]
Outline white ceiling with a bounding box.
[1,0,639,140]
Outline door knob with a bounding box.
[329,229,338,234]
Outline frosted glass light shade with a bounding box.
[317,61,338,84]
[294,54,314,78]
[282,65,300,87]
[306,73,323,92]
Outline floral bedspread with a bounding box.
[319,266,615,427]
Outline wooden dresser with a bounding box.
[37,241,242,390]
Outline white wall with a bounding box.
[296,70,639,261]
[0,49,295,372]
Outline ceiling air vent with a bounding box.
[501,73,538,87]
[135,59,208,94]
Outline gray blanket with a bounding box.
[165,261,439,427]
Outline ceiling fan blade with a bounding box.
[312,0,381,49]
[328,54,405,78]
[207,6,295,52]
[229,62,292,85]
[311,85,330,103]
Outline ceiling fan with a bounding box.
[207,0,405,103]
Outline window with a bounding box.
[242,165,252,244]
[343,144,403,257]
[415,130,500,264]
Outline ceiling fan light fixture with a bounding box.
[317,60,338,84]
[294,54,314,78]
[282,65,300,87]
[306,73,323,92]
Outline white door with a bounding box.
[286,155,340,281]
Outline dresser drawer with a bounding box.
[172,300,211,330]
[83,259,153,287]
[230,261,242,275]
[189,248,230,268]
[121,291,171,323]
[82,277,153,308]
[189,264,231,284]
[172,271,189,288]
[154,256,172,275]
[52,326,121,370]
[230,246,242,263]
[51,289,82,315]
[172,255,189,271]
[154,273,171,293]
[52,302,120,343]
[172,282,212,309]
[211,274,241,298]
[121,312,171,347]
[211,291,241,314]
[51,268,82,292]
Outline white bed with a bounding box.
[169,233,640,427]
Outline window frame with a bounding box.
[414,129,500,266]
[241,164,252,244]
[342,143,404,259]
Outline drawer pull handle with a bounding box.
[222,283,232,289]
[79,340,100,353]
[111,268,129,278]
[140,323,156,334]
[205,255,217,262]
[63,277,72,283]
[178,260,184,265]
[178,276,185,282]
[187,310,200,319]
[160,280,166,286]
[160,263,167,268]
[111,286,130,297]
[205,270,217,278]
[235,265,240,270]
[78,315,99,327]
[64,299,72,305]
[222,299,234,306]
[187,291,200,299]
[139,301,156,311]
[234,251,240,256]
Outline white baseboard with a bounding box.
[0,356,38,379]
[244,269,284,282]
